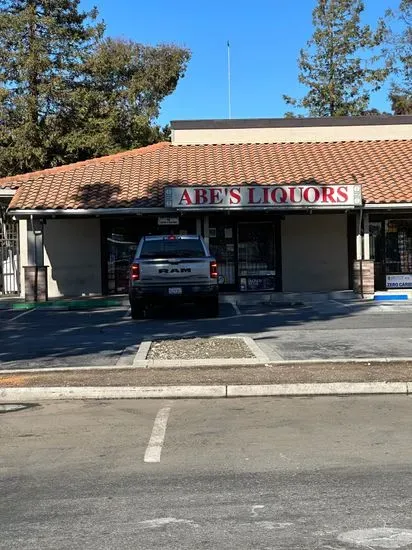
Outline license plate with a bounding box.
[168,287,182,295]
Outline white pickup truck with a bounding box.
[128,234,219,319]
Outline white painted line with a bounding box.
[330,300,352,308]
[8,309,35,322]
[123,307,131,319]
[231,302,241,315]
[241,336,270,361]
[144,407,171,463]
[133,341,152,364]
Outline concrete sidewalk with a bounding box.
[1,358,412,400]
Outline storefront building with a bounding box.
[2,115,412,300]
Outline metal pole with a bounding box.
[227,40,232,119]
[357,206,364,299]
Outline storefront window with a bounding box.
[208,224,236,286]
[107,233,138,294]
[208,220,277,291]
[104,218,196,294]
[385,219,412,288]
[238,223,275,291]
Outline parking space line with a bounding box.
[144,406,171,463]
[230,302,241,315]
[8,309,35,323]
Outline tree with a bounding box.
[283,0,389,117]
[59,39,190,162]
[0,0,103,175]
[0,1,190,177]
[385,0,412,114]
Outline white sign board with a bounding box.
[386,274,412,288]
[157,216,179,226]
[164,185,362,209]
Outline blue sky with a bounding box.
[80,0,399,125]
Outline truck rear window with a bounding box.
[140,239,206,259]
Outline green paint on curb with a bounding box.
[11,299,122,311]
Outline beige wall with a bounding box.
[172,123,412,145]
[44,218,102,298]
[281,214,348,292]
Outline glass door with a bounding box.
[208,222,236,288]
[238,222,276,291]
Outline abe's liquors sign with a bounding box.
[165,185,362,209]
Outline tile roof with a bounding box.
[0,182,20,190]
[3,139,412,210]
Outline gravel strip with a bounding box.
[1,361,412,388]
[147,337,255,360]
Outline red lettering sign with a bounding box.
[167,185,360,209]
[322,186,336,203]
[248,188,262,204]
[178,189,193,206]
[229,188,241,204]
[271,188,288,203]
[289,187,303,203]
[194,188,208,204]
[337,185,349,203]
[210,188,224,204]
[303,187,321,203]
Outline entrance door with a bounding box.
[238,222,276,291]
[208,223,236,289]
[0,203,19,295]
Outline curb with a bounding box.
[10,299,124,311]
[1,382,410,401]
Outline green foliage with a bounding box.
[0,1,190,176]
[385,0,412,114]
[59,39,189,162]
[284,0,389,117]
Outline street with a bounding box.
[1,300,412,369]
[2,396,412,549]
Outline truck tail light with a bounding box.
[131,263,140,281]
[210,261,218,279]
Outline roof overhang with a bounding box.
[364,203,412,210]
[8,203,412,218]
[7,207,177,218]
[0,189,16,198]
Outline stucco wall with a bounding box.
[172,124,412,145]
[44,219,102,298]
[281,214,348,292]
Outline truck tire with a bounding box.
[130,302,145,320]
[206,297,219,318]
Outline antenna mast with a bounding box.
[227,40,232,119]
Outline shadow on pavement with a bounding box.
[0,299,404,368]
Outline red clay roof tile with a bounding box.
[2,139,412,210]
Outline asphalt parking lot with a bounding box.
[0,300,412,369]
[3,396,412,549]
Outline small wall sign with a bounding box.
[386,274,412,288]
[158,216,179,226]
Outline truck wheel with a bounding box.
[130,302,145,320]
[206,297,219,318]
